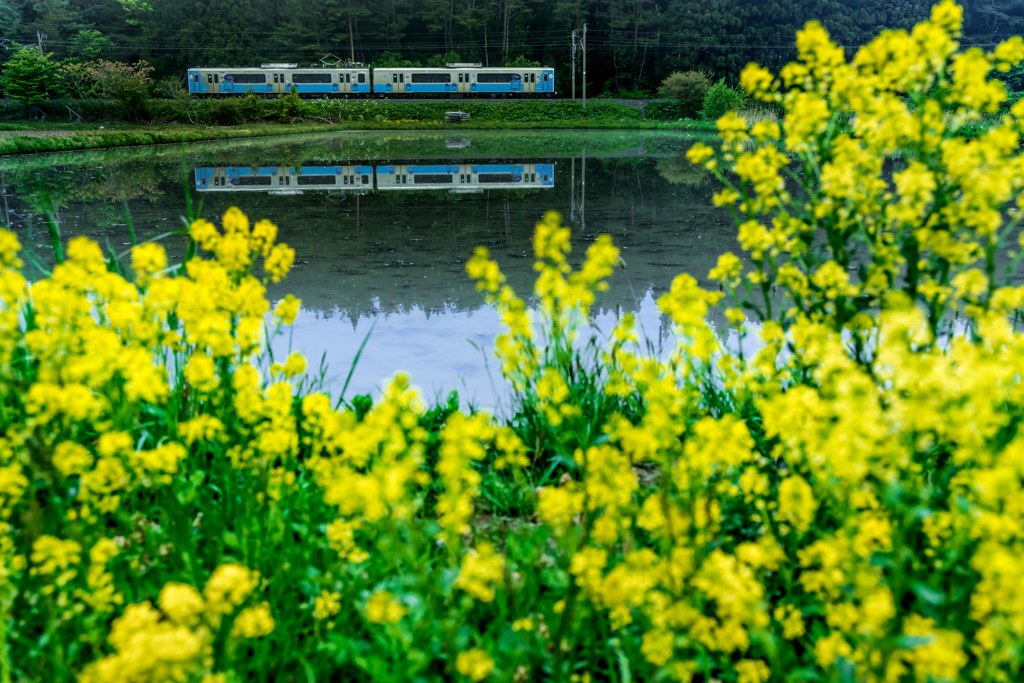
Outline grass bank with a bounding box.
[0,117,717,156]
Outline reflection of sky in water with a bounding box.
[18,131,1008,406]
[270,290,669,411]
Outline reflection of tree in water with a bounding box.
[3,133,748,339]
[656,156,711,187]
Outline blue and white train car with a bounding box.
[375,163,555,191]
[188,65,371,97]
[371,66,554,97]
[195,165,374,192]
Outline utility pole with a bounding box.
[582,24,587,110]
[571,30,576,101]
[36,31,46,52]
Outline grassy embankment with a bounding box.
[0,98,719,155]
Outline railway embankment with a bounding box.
[0,98,718,156]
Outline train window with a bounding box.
[399,74,404,83]
[393,73,398,83]
[362,175,369,184]
[208,74,213,83]
[543,73,548,81]
[346,74,350,83]
[358,73,365,83]
[293,73,331,84]
[458,74,463,83]
[411,73,451,84]
[214,74,219,83]
[193,74,199,83]
[478,73,516,83]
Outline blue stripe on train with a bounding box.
[356,166,373,175]
[293,84,338,94]
[473,84,517,93]
[221,84,273,93]
[408,165,459,174]
[300,167,343,175]
[405,84,458,93]
[472,165,514,173]
[539,164,554,186]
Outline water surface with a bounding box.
[1,130,742,405]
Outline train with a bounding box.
[194,162,555,194]
[187,63,555,98]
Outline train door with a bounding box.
[208,73,220,95]
[458,72,469,94]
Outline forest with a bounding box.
[1,0,1023,96]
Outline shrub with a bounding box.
[700,77,745,118]
[506,55,540,68]
[371,51,421,68]
[658,70,711,117]
[0,48,61,113]
[84,60,155,118]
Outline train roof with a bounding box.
[187,66,368,71]
[373,66,553,71]
[187,65,548,72]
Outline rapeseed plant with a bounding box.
[3,3,1024,682]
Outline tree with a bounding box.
[505,54,538,67]
[423,0,457,53]
[67,29,114,61]
[0,0,23,41]
[1,48,60,111]
[964,0,1024,35]
[27,0,84,56]
[426,50,461,67]
[85,59,154,117]
[701,78,744,118]
[372,50,420,68]
[659,70,710,117]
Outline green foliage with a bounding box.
[644,100,681,120]
[371,51,420,68]
[66,29,115,62]
[505,54,540,68]
[701,78,745,119]
[0,0,21,38]
[280,86,303,121]
[659,70,710,117]
[84,60,154,118]
[0,0,1013,97]
[0,48,61,110]
[145,97,643,125]
[425,50,462,68]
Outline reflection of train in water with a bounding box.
[195,162,555,194]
